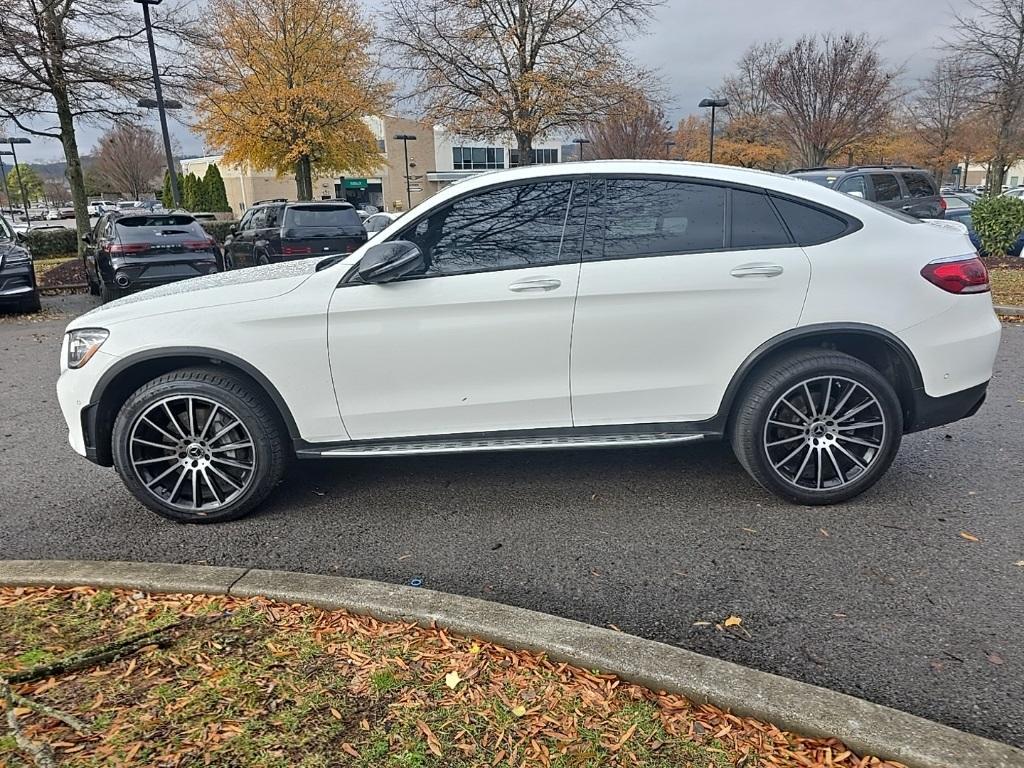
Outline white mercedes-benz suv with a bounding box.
[57,161,1001,522]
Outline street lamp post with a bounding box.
[393,133,417,211]
[135,0,181,208]
[0,150,15,219]
[698,98,729,164]
[0,137,32,222]
[572,137,591,161]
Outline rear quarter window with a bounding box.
[284,205,362,228]
[902,173,938,198]
[769,196,855,245]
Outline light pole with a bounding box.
[0,137,32,222]
[572,137,591,161]
[135,0,181,209]
[698,98,728,164]
[0,150,15,219]
[663,139,676,159]
[393,133,417,210]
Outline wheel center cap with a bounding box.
[811,422,828,437]
[187,443,204,459]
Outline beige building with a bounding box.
[180,115,441,215]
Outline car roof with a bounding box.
[429,159,878,220]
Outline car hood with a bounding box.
[67,258,321,330]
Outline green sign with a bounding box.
[343,178,368,189]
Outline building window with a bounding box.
[377,139,386,153]
[452,146,505,170]
[509,148,559,167]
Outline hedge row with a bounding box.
[970,196,1024,257]
[201,220,238,244]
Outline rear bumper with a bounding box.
[905,381,988,433]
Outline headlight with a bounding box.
[67,329,109,369]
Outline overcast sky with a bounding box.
[17,0,966,163]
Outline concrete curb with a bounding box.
[995,304,1024,316]
[2,560,1021,768]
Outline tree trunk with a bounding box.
[990,154,1006,195]
[515,134,533,166]
[295,156,313,200]
[54,96,89,255]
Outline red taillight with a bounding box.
[107,243,148,254]
[282,244,313,255]
[184,238,216,251]
[939,196,947,214]
[920,256,990,294]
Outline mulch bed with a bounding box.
[0,587,907,768]
[36,258,85,289]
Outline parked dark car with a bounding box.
[82,212,220,302]
[222,201,366,270]
[789,166,946,219]
[0,216,40,313]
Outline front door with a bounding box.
[327,179,586,440]
[569,178,812,426]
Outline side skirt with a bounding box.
[295,426,714,459]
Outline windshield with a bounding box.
[116,215,197,228]
[283,205,362,228]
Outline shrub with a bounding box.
[970,195,1024,257]
[24,227,79,258]
[200,220,237,244]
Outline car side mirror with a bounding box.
[15,231,27,243]
[358,241,426,283]
[81,233,93,244]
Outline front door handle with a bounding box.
[509,277,561,292]
[730,264,784,278]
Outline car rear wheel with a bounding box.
[112,367,287,523]
[730,350,903,505]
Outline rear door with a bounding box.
[569,178,812,426]
[900,172,943,218]
[254,204,285,263]
[281,204,366,259]
[867,173,904,213]
[225,209,255,269]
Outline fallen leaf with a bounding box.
[444,670,461,689]
[692,621,712,627]
[741,527,757,534]
[819,528,830,537]
[469,643,481,654]
[1014,561,1024,567]
[511,704,527,717]
[724,615,742,628]
[959,531,980,542]
[987,652,1005,666]
[341,743,360,758]
[330,707,342,720]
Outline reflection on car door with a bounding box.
[327,180,587,440]
[569,178,812,426]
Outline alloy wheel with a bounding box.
[127,395,257,514]
[762,376,886,491]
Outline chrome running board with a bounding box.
[299,431,706,458]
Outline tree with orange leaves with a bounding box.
[191,0,392,200]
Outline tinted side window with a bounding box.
[770,196,850,245]
[902,173,936,198]
[402,181,574,276]
[870,174,902,202]
[236,210,254,231]
[836,175,867,197]
[249,208,268,229]
[730,189,791,248]
[602,179,726,258]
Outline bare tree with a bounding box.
[951,0,1024,193]
[383,0,661,160]
[762,33,900,167]
[583,91,671,159]
[91,123,165,199]
[722,41,781,125]
[0,0,193,240]
[907,58,975,184]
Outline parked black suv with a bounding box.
[82,212,220,302]
[0,215,40,313]
[788,166,946,219]
[223,201,367,270]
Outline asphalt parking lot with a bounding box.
[2,294,1023,749]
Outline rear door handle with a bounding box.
[508,277,561,292]
[730,264,784,278]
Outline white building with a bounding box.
[427,127,565,187]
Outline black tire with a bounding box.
[19,292,41,313]
[112,366,288,523]
[729,350,903,505]
[85,260,100,295]
[99,282,122,303]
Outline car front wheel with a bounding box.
[112,367,287,523]
[730,350,903,505]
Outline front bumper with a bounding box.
[905,381,988,433]
[56,345,118,462]
[0,262,38,303]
